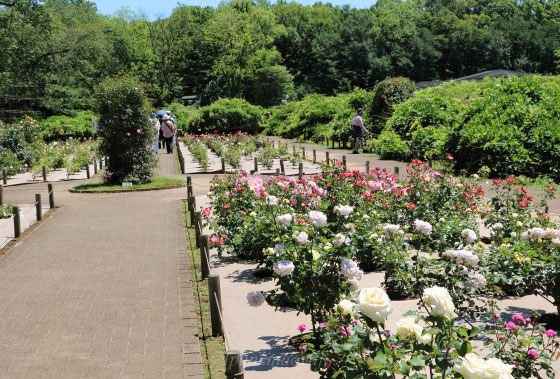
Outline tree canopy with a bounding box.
[1,0,559,116]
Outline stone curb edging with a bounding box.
[68,183,185,194]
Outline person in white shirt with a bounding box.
[149,113,160,152]
[352,108,368,154]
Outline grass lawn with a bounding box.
[70,176,185,192]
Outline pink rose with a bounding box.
[545,329,556,337]
[297,323,307,332]
[528,349,538,358]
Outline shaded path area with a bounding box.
[0,151,202,378]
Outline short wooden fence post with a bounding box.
[48,184,55,208]
[313,149,316,163]
[298,163,303,179]
[0,184,3,205]
[13,206,21,238]
[221,158,226,174]
[2,168,7,185]
[366,161,370,173]
[275,168,280,176]
[342,155,347,171]
[86,164,91,179]
[35,194,42,221]
[301,147,305,158]
[200,235,210,280]
[254,157,258,173]
[42,166,47,181]
[225,350,244,379]
[280,159,285,175]
[209,274,223,336]
[94,160,98,175]
[394,166,400,175]
[187,176,192,187]
[326,152,330,166]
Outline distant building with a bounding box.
[416,69,526,89]
[179,95,198,105]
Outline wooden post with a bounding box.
[298,163,303,179]
[292,145,296,156]
[254,157,258,173]
[2,168,7,185]
[331,138,335,148]
[187,176,192,186]
[42,166,47,181]
[313,149,316,163]
[394,166,400,175]
[86,164,91,179]
[366,161,370,173]
[301,147,305,158]
[280,159,285,175]
[35,194,42,221]
[187,184,194,199]
[200,235,210,280]
[275,168,280,176]
[429,157,433,168]
[209,274,223,336]
[194,211,201,248]
[221,158,226,174]
[225,351,244,379]
[13,206,21,238]
[0,184,3,205]
[48,183,55,208]
[94,160,98,175]
[343,155,347,171]
[326,152,330,166]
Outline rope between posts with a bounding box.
[213,291,231,351]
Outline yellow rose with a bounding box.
[311,249,321,261]
[336,299,354,316]
[516,221,523,227]
[512,213,519,219]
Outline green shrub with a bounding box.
[410,125,452,160]
[368,77,416,134]
[94,75,156,184]
[164,102,198,135]
[188,98,263,134]
[375,128,411,160]
[40,111,97,140]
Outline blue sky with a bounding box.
[93,0,374,19]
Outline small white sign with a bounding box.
[122,182,133,187]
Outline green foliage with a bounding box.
[94,75,156,184]
[386,75,560,178]
[165,102,198,134]
[188,98,263,134]
[368,77,416,134]
[374,129,411,161]
[40,111,97,139]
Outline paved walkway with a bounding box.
[0,151,202,378]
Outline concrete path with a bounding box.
[0,151,202,378]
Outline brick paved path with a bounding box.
[0,152,202,379]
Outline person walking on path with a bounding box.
[149,113,160,152]
[352,108,368,154]
[160,114,176,154]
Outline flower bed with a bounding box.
[204,159,560,377]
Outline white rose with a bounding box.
[273,244,285,254]
[336,299,354,316]
[311,249,321,261]
[249,211,257,217]
[359,287,392,323]
[396,316,431,344]
[334,205,354,217]
[246,291,265,307]
[266,195,278,205]
[332,233,350,246]
[349,279,360,291]
[309,210,328,227]
[383,224,401,235]
[273,260,295,276]
[422,286,455,319]
[485,357,514,379]
[340,259,363,280]
[414,219,433,236]
[461,229,478,244]
[293,231,309,244]
[454,353,489,379]
[552,238,560,247]
[276,214,292,225]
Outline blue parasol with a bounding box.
[155,110,168,116]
